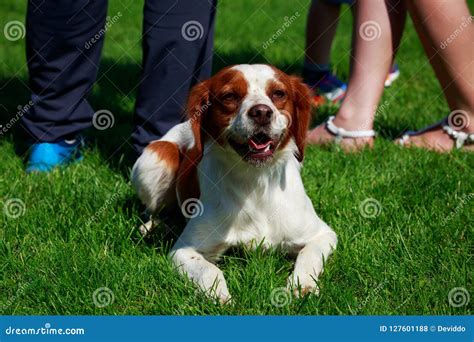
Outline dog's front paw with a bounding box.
[210,280,232,305]
[138,219,155,237]
[287,272,320,297]
[197,265,232,304]
[171,247,232,305]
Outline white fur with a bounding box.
[161,120,195,151]
[131,121,194,213]
[171,139,337,302]
[228,65,288,142]
[132,65,337,303]
[131,149,173,214]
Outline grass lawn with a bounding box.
[1,0,472,315]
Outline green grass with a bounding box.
[1,0,472,315]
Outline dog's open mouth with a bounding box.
[229,132,279,164]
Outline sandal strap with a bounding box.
[325,116,376,143]
[442,125,474,149]
[397,130,417,146]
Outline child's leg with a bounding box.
[398,0,473,151]
[304,0,353,102]
[308,0,394,150]
[389,0,407,61]
[304,0,342,67]
[408,0,473,113]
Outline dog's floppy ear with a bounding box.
[187,79,211,159]
[176,80,211,203]
[290,76,312,162]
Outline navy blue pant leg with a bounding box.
[131,0,217,154]
[22,0,108,142]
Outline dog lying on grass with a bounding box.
[132,64,337,303]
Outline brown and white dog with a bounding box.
[132,64,337,302]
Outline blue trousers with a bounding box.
[22,0,216,154]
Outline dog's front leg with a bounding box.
[289,228,337,296]
[170,246,231,303]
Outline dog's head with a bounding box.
[187,64,312,166]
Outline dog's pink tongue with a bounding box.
[248,137,271,150]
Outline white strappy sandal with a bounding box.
[324,115,377,143]
[398,122,474,150]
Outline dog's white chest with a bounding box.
[222,187,304,248]
[194,149,318,253]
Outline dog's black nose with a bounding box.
[248,104,273,125]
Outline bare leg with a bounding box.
[389,0,407,61]
[305,0,342,65]
[400,0,474,151]
[308,0,406,151]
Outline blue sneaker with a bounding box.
[314,72,347,102]
[304,70,347,104]
[26,137,84,173]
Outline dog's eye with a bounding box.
[221,92,239,103]
[272,90,286,100]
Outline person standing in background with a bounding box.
[303,0,403,105]
[307,0,473,152]
[22,0,217,172]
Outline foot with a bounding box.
[384,63,400,87]
[397,120,474,152]
[26,137,84,173]
[303,69,347,104]
[307,115,375,152]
